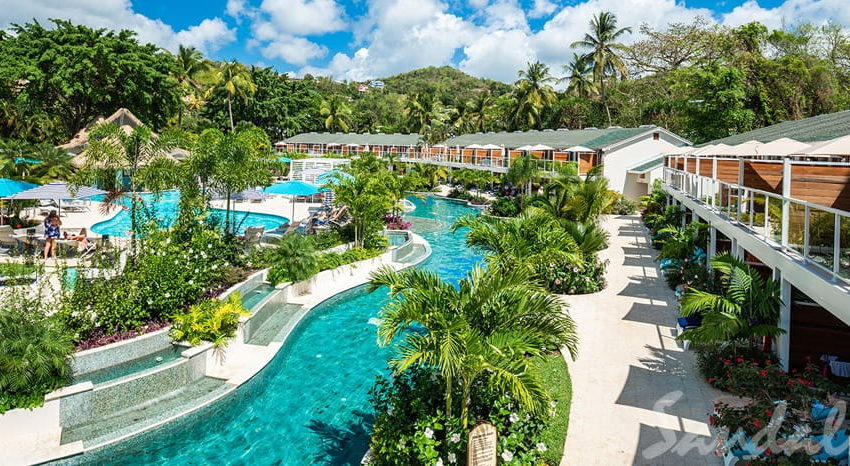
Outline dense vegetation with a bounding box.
[3,15,850,150]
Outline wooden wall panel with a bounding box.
[790,165,850,211]
[699,161,713,177]
[744,162,783,194]
[715,160,740,184]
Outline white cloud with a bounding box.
[0,0,236,53]
[482,0,529,31]
[460,29,536,82]
[259,0,345,36]
[722,0,850,29]
[528,0,557,19]
[226,0,248,18]
[261,36,328,65]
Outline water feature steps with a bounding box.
[60,377,231,449]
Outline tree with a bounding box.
[561,53,598,98]
[0,20,180,139]
[81,122,180,253]
[506,152,540,197]
[571,11,632,124]
[174,45,208,128]
[369,265,577,426]
[320,95,352,132]
[512,62,557,130]
[455,91,494,133]
[678,253,784,347]
[207,61,257,131]
[328,170,393,247]
[411,162,448,189]
[672,65,755,142]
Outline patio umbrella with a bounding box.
[263,180,320,220]
[316,169,353,185]
[7,181,107,217]
[278,156,292,163]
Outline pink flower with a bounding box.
[554,279,561,285]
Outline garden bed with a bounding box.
[537,351,572,465]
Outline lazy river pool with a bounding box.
[62,196,482,464]
[90,191,289,237]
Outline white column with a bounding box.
[781,159,791,250]
[776,271,792,371]
[708,225,717,263]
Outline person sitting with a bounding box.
[64,228,92,250]
[43,213,61,259]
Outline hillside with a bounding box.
[379,66,513,104]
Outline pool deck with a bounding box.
[561,215,722,466]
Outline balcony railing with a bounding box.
[663,166,850,284]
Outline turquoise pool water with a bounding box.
[73,346,183,386]
[241,283,277,310]
[63,196,481,464]
[90,190,289,237]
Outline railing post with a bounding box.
[764,196,770,241]
[776,271,792,372]
[803,205,810,259]
[781,159,791,250]
[834,214,842,281]
[696,157,702,200]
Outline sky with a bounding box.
[0,0,847,83]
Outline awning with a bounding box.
[800,135,850,156]
[465,144,485,149]
[756,138,810,156]
[528,144,555,151]
[564,145,593,152]
[714,140,762,156]
[0,178,38,198]
[481,144,502,150]
[515,145,535,151]
[627,156,665,174]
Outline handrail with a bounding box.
[663,166,849,284]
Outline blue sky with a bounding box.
[0,0,844,82]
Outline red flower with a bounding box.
[737,356,744,363]
[707,377,716,383]
[791,369,798,374]
[708,415,716,425]
[765,448,772,455]
[759,370,768,377]
[765,359,772,364]
[753,419,762,428]
[724,360,732,366]
[765,409,773,416]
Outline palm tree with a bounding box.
[513,62,557,130]
[208,61,257,131]
[174,46,208,128]
[369,265,578,426]
[678,253,784,347]
[506,152,540,197]
[455,91,494,133]
[328,171,393,247]
[570,11,632,124]
[81,123,180,253]
[320,95,353,133]
[403,93,446,135]
[561,53,598,98]
[411,162,448,189]
[453,208,582,272]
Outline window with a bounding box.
[653,132,660,140]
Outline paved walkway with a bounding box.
[561,215,722,466]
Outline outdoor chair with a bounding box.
[241,226,265,246]
[0,225,19,250]
[676,315,702,350]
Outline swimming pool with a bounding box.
[90,191,289,237]
[60,196,481,464]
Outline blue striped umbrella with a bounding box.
[263,180,321,220]
[6,182,106,200]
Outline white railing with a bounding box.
[663,166,850,284]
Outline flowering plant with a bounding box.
[384,214,412,230]
[533,254,607,295]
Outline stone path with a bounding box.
[561,215,722,466]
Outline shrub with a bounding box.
[384,215,412,230]
[170,293,250,349]
[534,254,607,295]
[315,247,383,272]
[267,234,318,284]
[604,193,638,215]
[369,366,552,466]
[0,306,74,413]
[488,196,520,217]
[308,229,347,250]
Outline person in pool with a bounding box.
[43,211,62,259]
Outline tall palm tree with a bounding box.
[403,93,444,134]
[455,91,494,133]
[678,253,783,347]
[369,265,578,426]
[174,46,208,128]
[412,162,448,189]
[320,95,353,133]
[506,152,540,196]
[561,53,598,98]
[208,61,257,131]
[570,11,632,124]
[513,62,557,130]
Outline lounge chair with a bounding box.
[676,315,702,350]
[0,225,19,250]
[241,226,265,246]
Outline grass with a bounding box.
[0,262,38,277]
[536,350,572,465]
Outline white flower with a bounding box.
[536,442,547,452]
[509,413,519,423]
[435,459,444,466]
[447,452,456,463]
[397,439,407,450]
[424,427,434,439]
[450,433,461,444]
[501,450,514,462]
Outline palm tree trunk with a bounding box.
[445,373,453,419]
[600,78,611,125]
[228,96,234,131]
[460,381,472,429]
[225,192,231,233]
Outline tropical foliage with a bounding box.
[170,293,250,349]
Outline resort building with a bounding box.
[661,109,850,372]
[289,157,350,183]
[278,125,690,198]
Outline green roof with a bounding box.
[707,110,850,145]
[284,132,423,146]
[442,127,652,150]
[627,156,664,174]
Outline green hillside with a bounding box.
[379,66,513,103]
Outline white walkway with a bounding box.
[561,215,722,466]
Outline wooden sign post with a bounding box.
[467,422,498,466]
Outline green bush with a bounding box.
[170,293,250,349]
[488,196,521,217]
[533,254,607,295]
[0,306,73,413]
[369,365,553,466]
[315,247,383,272]
[605,193,637,215]
[308,229,347,250]
[267,234,318,284]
